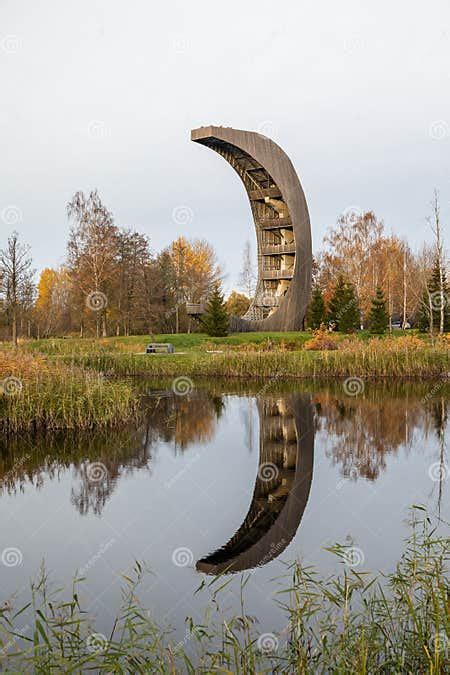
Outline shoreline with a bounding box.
[1,333,449,431]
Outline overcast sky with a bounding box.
[1,0,449,291]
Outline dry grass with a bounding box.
[304,327,340,351]
[0,351,139,433]
[1,332,448,432]
[51,341,450,380]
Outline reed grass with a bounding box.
[1,333,448,431]
[0,351,139,433]
[56,344,450,380]
[17,331,448,379]
[0,507,447,672]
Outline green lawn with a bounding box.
[23,328,425,355]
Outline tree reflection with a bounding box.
[143,390,224,451]
[314,387,448,481]
[1,384,447,520]
[0,388,225,515]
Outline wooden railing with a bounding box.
[262,268,294,280]
[186,303,206,315]
[261,243,295,255]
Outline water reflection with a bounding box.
[313,389,447,482]
[0,429,152,514]
[143,389,224,451]
[0,389,223,515]
[0,383,448,554]
[197,393,314,573]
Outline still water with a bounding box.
[1,381,448,641]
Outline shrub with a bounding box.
[304,326,340,351]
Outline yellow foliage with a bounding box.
[0,351,50,380]
[304,327,340,351]
[435,333,450,348]
[35,268,59,311]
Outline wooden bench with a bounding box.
[146,343,174,354]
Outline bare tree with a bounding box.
[239,240,256,298]
[0,232,34,345]
[429,190,446,334]
[402,242,408,328]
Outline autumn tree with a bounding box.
[112,229,154,336]
[318,211,419,327]
[35,268,60,337]
[321,210,384,320]
[0,231,34,345]
[226,291,250,317]
[166,237,221,333]
[67,190,119,338]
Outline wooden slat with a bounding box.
[249,187,282,201]
[259,218,292,229]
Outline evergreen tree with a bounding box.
[202,283,229,337]
[417,257,450,333]
[327,275,360,332]
[368,286,389,334]
[307,286,326,329]
[327,275,346,329]
[417,289,431,333]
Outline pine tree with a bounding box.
[417,257,450,333]
[327,275,346,330]
[368,286,389,334]
[327,275,360,332]
[307,286,326,329]
[340,283,360,332]
[417,289,431,333]
[202,284,229,337]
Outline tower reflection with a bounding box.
[197,393,314,574]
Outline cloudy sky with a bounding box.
[1,0,449,291]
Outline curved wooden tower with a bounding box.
[191,126,312,331]
[196,393,314,574]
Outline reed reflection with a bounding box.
[0,389,224,515]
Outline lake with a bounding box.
[1,380,448,645]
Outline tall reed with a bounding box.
[58,346,450,380]
[0,351,139,432]
[0,508,447,672]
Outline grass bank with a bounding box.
[0,508,448,672]
[24,332,449,379]
[1,332,449,431]
[0,351,139,433]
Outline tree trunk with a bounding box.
[428,291,434,336]
[12,309,17,347]
[402,248,407,328]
